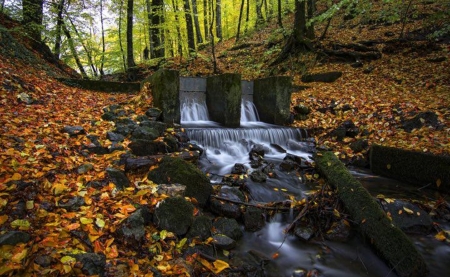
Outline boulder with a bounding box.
[213,217,243,240]
[154,197,194,236]
[243,206,265,231]
[61,126,85,137]
[128,139,170,156]
[187,216,213,240]
[117,209,147,242]
[402,111,439,132]
[147,157,212,207]
[209,187,245,218]
[250,170,267,183]
[131,126,160,141]
[212,234,236,250]
[380,199,433,234]
[73,253,106,277]
[106,167,130,190]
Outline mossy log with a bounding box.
[314,151,427,277]
[370,144,450,193]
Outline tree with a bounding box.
[22,0,44,42]
[215,0,222,40]
[99,0,106,76]
[150,0,165,58]
[235,0,244,42]
[53,0,65,59]
[184,0,196,55]
[62,21,88,78]
[192,0,203,44]
[126,0,136,69]
[203,0,209,41]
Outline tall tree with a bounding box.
[203,0,208,41]
[256,0,264,27]
[277,0,282,27]
[215,0,222,40]
[151,0,165,58]
[118,0,127,71]
[62,21,88,78]
[184,0,196,55]
[171,0,183,58]
[68,16,98,77]
[192,0,203,44]
[22,0,44,42]
[99,0,106,75]
[53,0,65,59]
[145,0,154,57]
[126,0,136,69]
[235,0,244,42]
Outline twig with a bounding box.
[210,195,292,211]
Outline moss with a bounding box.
[314,151,427,277]
[154,197,194,236]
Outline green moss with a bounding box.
[314,151,427,277]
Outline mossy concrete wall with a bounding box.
[206,74,241,127]
[315,151,427,277]
[57,78,140,93]
[253,76,292,125]
[144,69,180,124]
[370,144,450,193]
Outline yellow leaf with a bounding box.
[436,179,441,188]
[403,207,414,215]
[11,219,30,230]
[95,218,105,228]
[434,231,446,241]
[26,200,34,210]
[61,255,76,264]
[160,230,168,240]
[52,182,67,195]
[11,248,28,263]
[0,215,8,225]
[333,209,340,218]
[212,259,230,274]
[11,173,22,181]
[80,217,93,224]
[176,238,187,250]
[89,234,100,242]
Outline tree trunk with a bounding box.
[151,0,165,58]
[99,0,106,76]
[215,0,222,40]
[192,0,203,44]
[54,0,65,59]
[256,0,264,27]
[22,0,44,42]
[184,0,196,55]
[146,0,154,58]
[306,0,315,39]
[62,22,88,78]
[68,16,98,77]
[235,0,245,42]
[119,0,127,71]
[203,0,209,42]
[245,0,249,33]
[126,0,136,69]
[210,0,217,73]
[171,0,184,58]
[277,0,282,28]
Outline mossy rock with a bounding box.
[154,197,194,236]
[147,157,212,207]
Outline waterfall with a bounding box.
[240,95,260,123]
[180,93,209,122]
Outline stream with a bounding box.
[179,90,450,277]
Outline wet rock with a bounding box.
[262,163,277,178]
[71,230,94,249]
[212,234,236,250]
[402,111,439,132]
[380,199,433,234]
[77,163,94,174]
[0,231,31,245]
[114,118,138,136]
[301,71,342,83]
[84,144,109,155]
[187,216,213,240]
[213,217,242,240]
[145,107,163,120]
[250,170,267,182]
[140,121,166,135]
[175,131,190,143]
[106,167,130,190]
[106,132,125,142]
[325,220,352,242]
[350,139,369,153]
[250,144,266,158]
[294,104,310,115]
[270,143,287,153]
[280,159,298,172]
[147,157,212,207]
[163,135,179,152]
[209,187,244,218]
[131,126,160,141]
[156,184,186,198]
[231,163,246,174]
[117,209,148,242]
[61,126,85,137]
[73,253,106,277]
[58,196,85,211]
[243,206,265,231]
[34,255,56,267]
[128,139,163,156]
[154,197,194,236]
[294,225,314,241]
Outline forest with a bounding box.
[0,0,449,276]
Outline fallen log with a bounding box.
[314,151,427,277]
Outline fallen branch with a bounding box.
[210,195,292,211]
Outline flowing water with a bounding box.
[179,91,450,277]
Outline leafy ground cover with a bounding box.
[0,4,449,276]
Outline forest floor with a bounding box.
[0,3,449,276]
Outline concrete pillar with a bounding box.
[144,69,180,124]
[253,76,292,125]
[206,74,242,127]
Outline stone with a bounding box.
[213,217,242,240]
[301,71,342,83]
[128,139,169,156]
[380,199,433,234]
[243,206,265,231]
[231,163,246,174]
[324,220,352,241]
[154,197,194,236]
[0,231,31,245]
[147,157,212,207]
[58,196,85,211]
[61,126,85,137]
[73,253,106,277]
[131,126,160,141]
[187,216,213,240]
[350,139,369,153]
[106,167,130,190]
[212,234,236,250]
[156,184,186,198]
[117,208,151,242]
[402,111,439,132]
[209,187,244,218]
[77,163,94,174]
[294,225,314,241]
[145,107,163,119]
[250,170,267,182]
[294,104,310,115]
[249,144,266,158]
[106,132,125,142]
[140,121,166,135]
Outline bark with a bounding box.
[22,0,44,42]
[277,0,282,28]
[203,0,208,41]
[209,0,217,73]
[314,151,427,277]
[68,17,98,77]
[256,0,264,27]
[62,22,88,78]
[184,0,196,55]
[306,0,315,39]
[145,0,154,57]
[235,0,245,42]
[126,0,136,69]
[151,0,165,58]
[215,0,222,40]
[171,0,183,58]
[99,0,105,76]
[244,0,249,33]
[192,0,203,44]
[54,0,65,59]
[119,0,127,71]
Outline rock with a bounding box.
[156,184,186,197]
[294,225,314,241]
[106,132,125,142]
[363,65,375,74]
[301,71,342,83]
[77,163,94,174]
[402,111,439,132]
[128,139,169,156]
[243,206,265,231]
[114,118,138,136]
[250,170,267,182]
[101,112,116,121]
[0,231,31,245]
[331,126,346,141]
[293,104,310,115]
[163,135,179,152]
[70,230,93,249]
[84,144,109,155]
[231,163,246,174]
[154,197,194,236]
[73,253,106,277]
[212,234,236,250]
[279,159,298,172]
[187,216,213,240]
[145,107,163,120]
[58,196,85,211]
[262,163,277,178]
[140,121,166,135]
[34,255,55,267]
[106,167,130,190]
[350,139,369,153]
[117,208,149,242]
[209,187,245,218]
[287,140,316,154]
[380,199,433,234]
[61,126,85,137]
[351,61,364,68]
[249,144,266,158]
[213,217,242,240]
[124,156,158,173]
[325,220,352,241]
[131,126,160,141]
[147,157,212,207]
